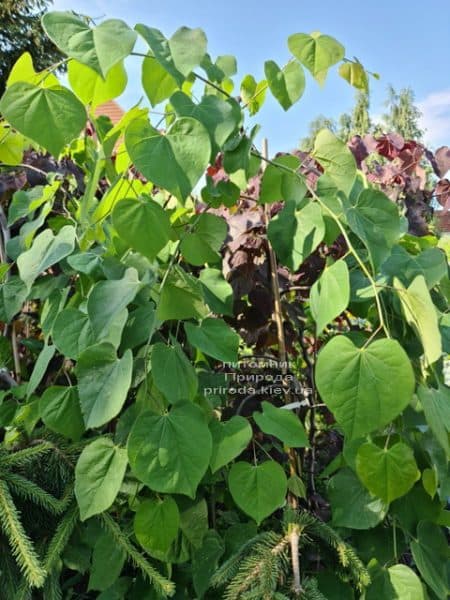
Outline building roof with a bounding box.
[94,100,125,125]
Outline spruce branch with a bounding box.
[0,442,53,468]
[3,472,73,515]
[43,569,63,600]
[0,542,19,600]
[100,513,175,598]
[43,502,79,574]
[0,479,46,587]
[213,531,289,600]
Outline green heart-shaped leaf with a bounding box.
[180,213,227,266]
[77,343,133,428]
[345,189,400,270]
[134,497,180,556]
[228,461,287,524]
[264,60,305,110]
[68,60,127,108]
[253,401,308,448]
[39,386,84,441]
[17,225,76,290]
[356,442,419,503]
[288,32,344,83]
[339,61,368,92]
[312,129,356,196]
[112,196,171,260]
[128,404,212,498]
[75,438,128,521]
[171,92,241,156]
[151,342,198,404]
[0,83,86,157]
[316,336,415,439]
[328,468,388,529]
[209,416,252,473]
[310,259,350,334]
[184,318,239,363]
[125,117,211,200]
[43,12,136,77]
[268,200,325,270]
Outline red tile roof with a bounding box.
[94,100,125,124]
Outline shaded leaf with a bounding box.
[77,343,133,428]
[228,461,287,524]
[253,401,308,447]
[75,438,128,521]
[128,404,212,498]
[184,318,239,363]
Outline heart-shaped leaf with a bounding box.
[157,266,208,321]
[151,342,198,404]
[77,343,133,428]
[75,438,128,521]
[264,60,305,110]
[338,61,368,92]
[328,468,388,529]
[136,25,207,85]
[142,56,178,106]
[345,189,400,270]
[310,259,350,334]
[184,318,239,363]
[381,246,447,289]
[268,200,325,270]
[171,92,240,156]
[112,196,171,260]
[87,268,141,339]
[312,129,356,196]
[17,225,76,290]
[39,386,84,441]
[199,268,234,316]
[228,461,287,524]
[180,213,227,266]
[356,442,419,503]
[68,60,127,108]
[128,404,212,498]
[288,32,344,83]
[0,82,86,157]
[259,155,306,204]
[125,117,211,200]
[169,27,207,77]
[394,275,442,366]
[42,12,136,77]
[52,309,95,359]
[134,497,180,556]
[316,336,415,439]
[253,401,308,447]
[209,416,252,473]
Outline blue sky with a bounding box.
[52,0,450,153]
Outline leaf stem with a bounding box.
[251,149,391,338]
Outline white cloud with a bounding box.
[417,89,450,149]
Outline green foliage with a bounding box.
[0,9,447,599]
[316,336,415,438]
[356,441,420,503]
[75,438,127,520]
[0,0,65,96]
[128,404,212,497]
[310,259,350,334]
[253,401,308,447]
[228,461,287,524]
